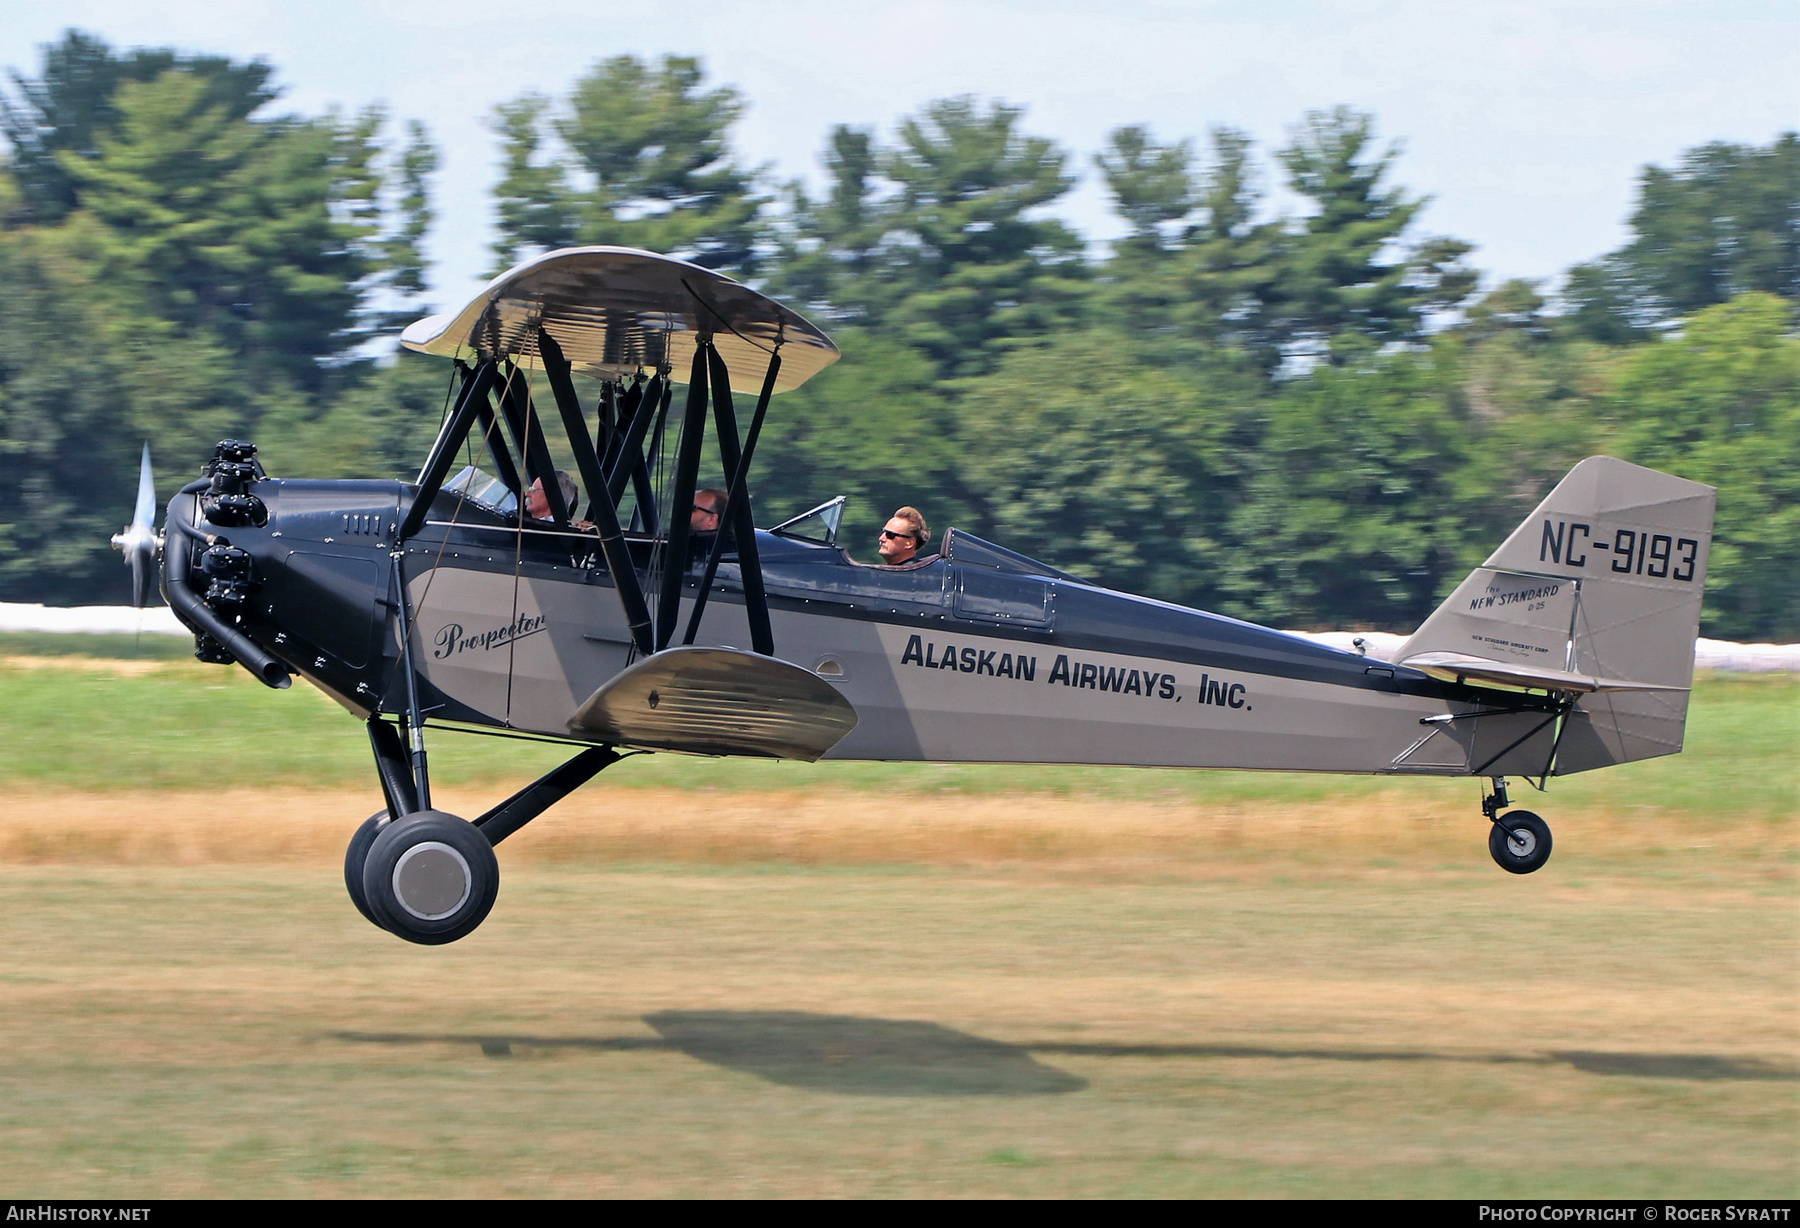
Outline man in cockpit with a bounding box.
[877,506,935,566]
[685,487,730,567]
[523,471,582,524]
[691,488,729,535]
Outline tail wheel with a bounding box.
[363,811,499,945]
[1489,810,1553,875]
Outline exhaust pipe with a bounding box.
[163,494,291,690]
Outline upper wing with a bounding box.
[400,246,840,393]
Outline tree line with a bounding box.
[2,33,1795,638]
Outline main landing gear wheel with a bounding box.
[362,810,499,945]
[1489,810,1553,875]
[344,812,387,928]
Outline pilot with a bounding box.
[523,471,586,527]
[877,506,935,566]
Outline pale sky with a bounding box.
[6,0,1796,312]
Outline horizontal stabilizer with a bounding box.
[568,646,858,761]
[1400,651,1690,695]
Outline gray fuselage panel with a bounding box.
[395,522,1516,775]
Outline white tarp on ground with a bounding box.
[0,602,1793,672]
[0,602,187,636]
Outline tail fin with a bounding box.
[1398,456,1716,775]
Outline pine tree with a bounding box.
[44,70,383,393]
[767,125,886,323]
[1168,127,1287,365]
[1091,125,1199,339]
[872,97,1089,376]
[0,29,277,225]
[1095,125,1196,257]
[491,55,764,275]
[1270,107,1475,365]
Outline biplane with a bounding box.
[115,247,1717,944]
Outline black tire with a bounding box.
[1489,809,1553,874]
[362,810,499,945]
[344,812,388,928]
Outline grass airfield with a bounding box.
[0,638,1794,1197]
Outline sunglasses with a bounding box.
[879,529,917,541]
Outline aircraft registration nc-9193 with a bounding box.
[116,247,1717,945]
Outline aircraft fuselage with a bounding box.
[168,477,1559,778]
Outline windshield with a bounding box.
[770,495,846,546]
[444,465,517,515]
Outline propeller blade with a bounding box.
[132,442,156,530]
[130,550,151,610]
[111,442,160,608]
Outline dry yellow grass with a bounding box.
[6,783,1790,880]
[0,653,183,675]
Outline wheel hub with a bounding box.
[1506,826,1538,857]
[392,841,472,921]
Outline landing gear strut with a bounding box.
[346,540,632,942]
[1483,777,1553,875]
[345,724,622,943]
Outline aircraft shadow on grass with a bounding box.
[332,1011,1796,1096]
[337,1011,1086,1097]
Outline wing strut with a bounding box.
[471,390,523,500]
[654,343,712,650]
[600,378,632,481]
[604,373,665,534]
[594,381,620,511]
[496,363,571,526]
[399,358,500,541]
[684,345,779,654]
[537,328,609,519]
[537,328,655,657]
[637,380,673,533]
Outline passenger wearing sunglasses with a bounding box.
[682,487,731,568]
[690,488,729,535]
[876,506,934,566]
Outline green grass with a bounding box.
[0,630,194,658]
[0,634,1793,817]
[0,630,197,659]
